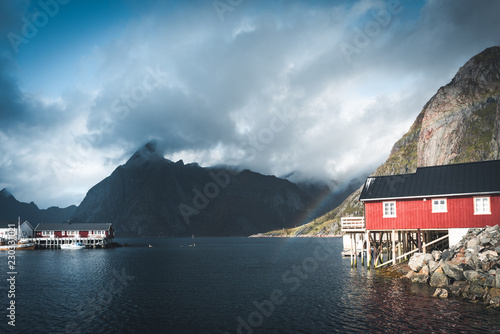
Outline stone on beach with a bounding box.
[403,225,500,308]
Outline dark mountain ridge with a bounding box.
[0,188,77,224]
[70,141,321,236]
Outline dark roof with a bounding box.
[35,223,112,231]
[359,159,500,201]
[0,222,17,229]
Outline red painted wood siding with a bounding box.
[365,194,500,230]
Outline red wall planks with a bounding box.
[365,194,500,230]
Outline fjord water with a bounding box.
[1,238,499,333]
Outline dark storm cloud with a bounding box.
[2,0,500,208]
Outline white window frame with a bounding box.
[432,198,447,213]
[474,196,491,215]
[383,201,397,218]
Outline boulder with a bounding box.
[428,260,442,275]
[430,272,449,288]
[411,274,429,284]
[467,238,478,249]
[486,225,500,234]
[485,274,496,288]
[464,253,479,270]
[432,250,442,261]
[469,285,486,300]
[405,270,416,279]
[490,296,500,307]
[480,237,491,246]
[489,287,500,298]
[419,265,430,277]
[408,253,433,272]
[449,281,467,297]
[441,249,454,262]
[497,268,500,289]
[432,288,448,298]
[443,261,465,281]
[463,270,480,283]
[482,261,495,272]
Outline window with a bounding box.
[383,201,396,217]
[474,197,491,215]
[432,199,447,213]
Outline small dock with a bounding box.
[34,237,112,249]
[341,217,449,268]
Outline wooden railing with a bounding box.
[341,217,365,232]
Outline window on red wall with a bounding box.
[474,197,491,215]
[432,199,447,213]
[383,201,396,218]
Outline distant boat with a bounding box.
[149,244,153,248]
[60,242,85,250]
[0,241,35,251]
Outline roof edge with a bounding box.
[360,191,500,202]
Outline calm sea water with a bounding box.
[1,237,499,333]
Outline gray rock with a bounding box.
[408,253,433,272]
[432,250,442,261]
[490,296,500,307]
[443,261,465,281]
[411,274,429,284]
[430,272,449,288]
[469,285,486,300]
[428,260,441,275]
[432,288,449,298]
[441,250,455,262]
[467,238,478,249]
[463,270,480,282]
[486,225,500,234]
[497,268,500,289]
[480,237,491,245]
[485,274,496,288]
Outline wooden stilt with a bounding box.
[350,233,354,268]
[366,232,371,269]
[391,230,396,265]
[353,234,357,267]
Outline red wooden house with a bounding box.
[360,159,500,233]
[34,223,114,248]
[344,159,500,267]
[34,223,114,239]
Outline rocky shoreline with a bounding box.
[395,225,500,308]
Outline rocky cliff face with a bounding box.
[71,141,314,237]
[418,47,500,166]
[270,46,500,236]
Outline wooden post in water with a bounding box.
[361,234,365,267]
[392,230,396,265]
[398,231,402,263]
[417,229,422,253]
[366,231,371,269]
[350,233,354,268]
[353,234,357,267]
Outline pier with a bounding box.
[34,236,111,249]
[341,217,449,268]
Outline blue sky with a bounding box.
[1,0,500,208]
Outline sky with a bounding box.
[1,0,500,209]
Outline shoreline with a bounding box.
[390,225,500,309]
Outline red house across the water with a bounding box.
[34,223,114,248]
[342,159,500,267]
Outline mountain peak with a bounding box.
[126,141,169,166]
[450,46,500,89]
[0,188,13,199]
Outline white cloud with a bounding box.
[1,0,500,208]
